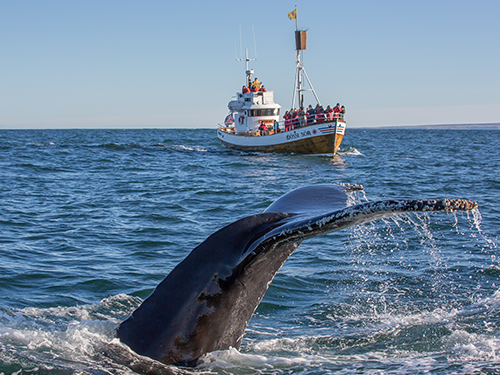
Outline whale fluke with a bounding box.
[116,184,477,366]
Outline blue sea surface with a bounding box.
[0,128,499,374]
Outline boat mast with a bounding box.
[291,8,320,109]
[237,49,256,88]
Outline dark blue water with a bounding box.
[1,128,499,374]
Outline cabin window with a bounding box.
[249,108,280,117]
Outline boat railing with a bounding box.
[218,114,345,136]
[280,114,345,128]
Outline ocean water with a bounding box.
[0,128,499,374]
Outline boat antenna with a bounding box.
[239,25,243,59]
[252,25,258,60]
[236,26,257,87]
[289,6,320,109]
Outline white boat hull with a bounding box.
[217,120,346,154]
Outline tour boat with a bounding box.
[217,21,346,155]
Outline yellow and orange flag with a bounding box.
[287,8,297,20]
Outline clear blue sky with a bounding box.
[1,0,499,129]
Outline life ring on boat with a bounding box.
[239,116,244,124]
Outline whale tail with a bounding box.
[116,184,477,366]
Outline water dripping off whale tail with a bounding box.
[115,184,477,367]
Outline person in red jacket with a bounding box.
[259,121,267,136]
[325,105,334,121]
[242,86,250,94]
[333,103,341,118]
[284,111,291,131]
[316,106,325,122]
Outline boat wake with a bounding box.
[337,146,363,156]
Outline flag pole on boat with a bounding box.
[288,6,320,110]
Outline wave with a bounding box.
[0,294,135,374]
[168,144,209,153]
[211,290,500,373]
[3,140,211,154]
[2,286,500,374]
[337,146,363,156]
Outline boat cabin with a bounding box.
[228,90,281,134]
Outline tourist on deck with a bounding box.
[306,105,315,124]
[292,109,299,129]
[259,121,267,136]
[341,105,345,118]
[259,85,267,92]
[325,105,334,121]
[333,103,341,118]
[298,107,306,127]
[242,86,250,94]
[252,78,261,91]
[314,104,321,122]
[284,111,291,131]
[316,106,325,122]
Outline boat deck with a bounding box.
[218,117,345,137]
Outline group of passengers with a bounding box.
[242,78,267,94]
[283,103,345,131]
[259,120,279,136]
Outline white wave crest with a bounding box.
[337,147,363,156]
